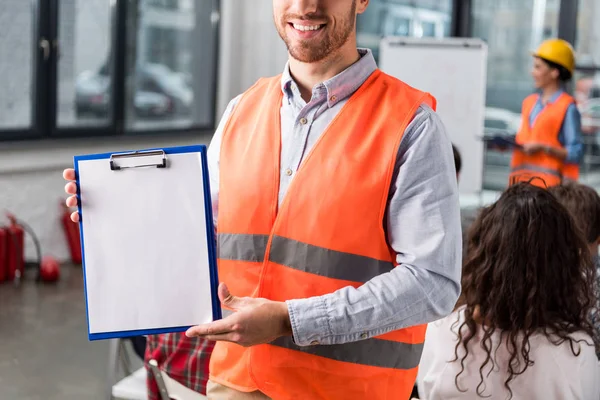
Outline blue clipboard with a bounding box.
[74,145,221,341]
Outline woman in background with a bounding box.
[417,183,599,399]
[509,39,583,187]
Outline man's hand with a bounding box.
[185,283,293,347]
[523,143,547,155]
[63,168,80,223]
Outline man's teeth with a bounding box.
[293,24,322,32]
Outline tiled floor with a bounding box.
[0,265,140,400]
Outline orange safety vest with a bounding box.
[211,70,435,400]
[563,163,580,181]
[509,92,575,187]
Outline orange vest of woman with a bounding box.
[563,163,580,181]
[211,70,435,400]
[509,92,575,187]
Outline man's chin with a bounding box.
[288,47,329,64]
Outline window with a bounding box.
[419,21,436,38]
[57,0,113,127]
[573,0,600,175]
[471,0,560,190]
[126,0,216,131]
[357,0,453,61]
[472,0,560,114]
[0,0,218,141]
[0,1,34,129]
[129,0,217,131]
[574,0,600,68]
[573,0,600,106]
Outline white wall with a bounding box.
[0,0,289,263]
[217,0,288,118]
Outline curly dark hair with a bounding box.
[454,182,597,398]
[548,181,600,244]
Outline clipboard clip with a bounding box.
[110,150,167,171]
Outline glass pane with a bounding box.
[57,0,113,127]
[419,21,436,38]
[357,0,453,61]
[574,0,600,175]
[575,0,600,67]
[471,0,560,191]
[573,70,600,176]
[383,16,411,37]
[0,1,33,129]
[127,0,216,131]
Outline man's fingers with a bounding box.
[66,195,78,208]
[64,172,80,224]
[218,282,242,309]
[185,319,246,345]
[193,332,244,344]
[65,182,78,195]
[185,317,234,338]
[63,168,76,181]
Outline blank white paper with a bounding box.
[78,151,215,334]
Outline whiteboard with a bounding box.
[379,37,488,195]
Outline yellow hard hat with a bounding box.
[532,38,576,75]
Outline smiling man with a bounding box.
[63,0,461,399]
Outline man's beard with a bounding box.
[275,1,357,63]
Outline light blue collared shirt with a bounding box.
[207,49,462,346]
[529,90,584,164]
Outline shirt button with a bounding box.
[330,95,337,102]
[299,117,308,125]
[285,168,293,176]
[310,340,320,345]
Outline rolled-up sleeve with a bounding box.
[560,104,584,164]
[287,105,462,346]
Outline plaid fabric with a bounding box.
[144,333,215,399]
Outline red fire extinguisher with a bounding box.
[2,213,60,284]
[6,214,25,282]
[61,202,82,264]
[0,227,7,283]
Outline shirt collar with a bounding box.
[280,48,378,107]
[536,88,564,105]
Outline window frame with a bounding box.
[0,0,220,142]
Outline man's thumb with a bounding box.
[218,282,239,308]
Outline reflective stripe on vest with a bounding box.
[219,306,423,370]
[218,232,421,371]
[218,233,268,262]
[510,163,562,178]
[271,337,423,370]
[219,234,394,283]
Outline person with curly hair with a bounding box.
[549,181,600,358]
[548,181,600,262]
[416,182,600,399]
